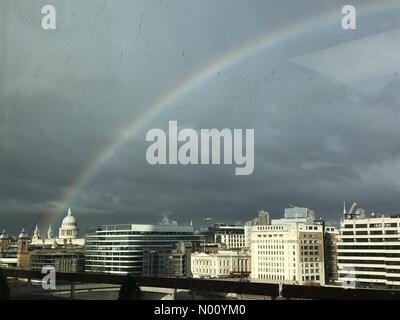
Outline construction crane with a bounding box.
[348,202,358,218]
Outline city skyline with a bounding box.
[2,199,400,296]
[0,201,388,238]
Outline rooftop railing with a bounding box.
[2,268,400,300]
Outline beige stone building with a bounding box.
[191,249,251,278]
[251,222,325,285]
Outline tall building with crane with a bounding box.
[338,203,400,289]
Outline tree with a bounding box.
[0,269,10,300]
[118,274,141,300]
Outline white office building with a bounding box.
[85,224,202,275]
[245,210,271,248]
[201,224,245,249]
[216,228,245,249]
[337,215,400,289]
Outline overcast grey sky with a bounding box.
[0,0,399,236]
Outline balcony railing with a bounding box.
[2,268,400,300]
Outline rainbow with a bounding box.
[44,0,399,227]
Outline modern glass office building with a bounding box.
[284,207,315,220]
[85,224,202,274]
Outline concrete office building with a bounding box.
[142,241,193,277]
[245,210,271,248]
[29,249,85,273]
[200,224,245,249]
[337,214,400,289]
[322,225,339,285]
[85,224,202,275]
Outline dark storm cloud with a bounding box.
[0,0,399,235]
